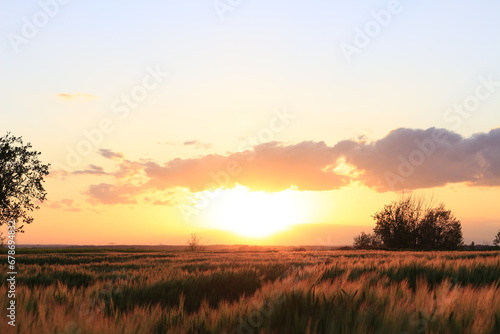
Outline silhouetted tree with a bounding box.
[415,205,463,250]
[373,196,424,249]
[0,133,49,231]
[494,230,500,246]
[372,195,463,250]
[186,233,205,251]
[353,232,382,249]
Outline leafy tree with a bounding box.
[0,133,49,231]
[353,232,382,249]
[372,196,424,249]
[372,195,463,250]
[494,230,500,246]
[415,205,463,250]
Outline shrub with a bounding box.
[353,232,382,249]
[372,195,463,250]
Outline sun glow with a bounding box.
[204,185,306,238]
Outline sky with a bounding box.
[1,0,500,246]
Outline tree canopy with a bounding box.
[353,231,383,250]
[0,133,49,231]
[494,229,500,247]
[354,195,463,250]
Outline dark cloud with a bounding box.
[338,127,500,191]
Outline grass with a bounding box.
[1,250,499,333]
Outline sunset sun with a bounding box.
[204,186,306,238]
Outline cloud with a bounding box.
[48,168,69,179]
[183,140,213,150]
[83,142,347,204]
[99,149,125,160]
[55,93,97,101]
[337,127,500,191]
[86,183,141,205]
[157,139,213,150]
[81,128,500,205]
[144,191,183,206]
[86,183,184,206]
[45,199,82,212]
[72,164,109,176]
[143,141,347,192]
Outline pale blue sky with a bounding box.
[2,1,499,155]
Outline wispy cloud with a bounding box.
[86,183,140,205]
[45,199,82,212]
[158,139,213,150]
[183,140,213,150]
[99,149,125,161]
[55,93,97,101]
[72,164,109,176]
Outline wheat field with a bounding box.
[1,249,499,333]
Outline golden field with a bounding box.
[1,249,499,334]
